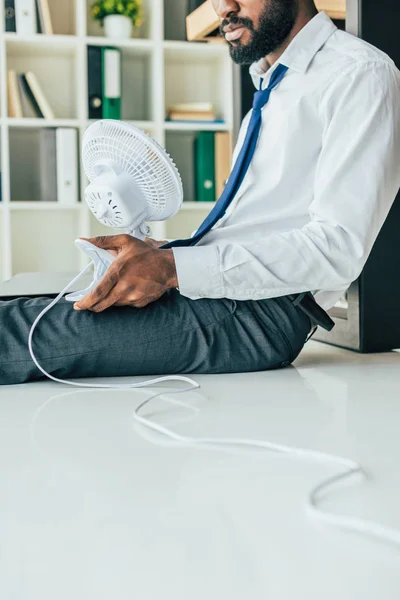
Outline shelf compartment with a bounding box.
[9,127,80,203]
[3,0,78,35]
[166,130,198,203]
[121,47,153,121]
[11,210,81,274]
[164,45,232,125]
[165,210,209,240]
[86,0,153,40]
[6,40,79,119]
[49,0,78,35]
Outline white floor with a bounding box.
[1,340,400,600]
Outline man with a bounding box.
[1,0,400,385]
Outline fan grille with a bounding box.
[83,121,183,221]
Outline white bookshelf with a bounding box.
[0,0,235,280]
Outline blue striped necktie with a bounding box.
[162,63,289,249]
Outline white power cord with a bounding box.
[28,263,199,394]
[28,265,400,550]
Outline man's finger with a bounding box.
[80,234,132,251]
[85,285,123,313]
[74,268,119,311]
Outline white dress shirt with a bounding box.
[172,12,400,310]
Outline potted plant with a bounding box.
[91,0,143,40]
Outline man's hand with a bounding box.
[144,237,168,249]
[74,234,178,313]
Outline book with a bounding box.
[36,0,53,34]
[169,102,214,113]
[56,128,78,205]
[315,0,346,20]
[102,47,121,120]
[17,73,37,117]
[7,71,23,118]
[14,0,37,35]
[88,45,103,119]
[195,131,216,202]
[168,110,216,121]
[20,73,43,117]
[215,132,232,199]
[5,0,16,32]
[39,128,57,201]
[186,0,220,41]
[24,71,55,119]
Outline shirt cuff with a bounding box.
[172,245,224,299]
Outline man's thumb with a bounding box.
[80,235,124,251]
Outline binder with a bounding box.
[36,0,53,34]
[56,128,78,205]
[195,132,216,202]
[39,129,57,202]
[102,47,122,120]
[14,0,37,35]
[166,0,188,40]
[88,45,103,119]
[5,0,16,32]
[167,131,197,202]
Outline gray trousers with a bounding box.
[0,291,312,385]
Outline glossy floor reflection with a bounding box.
[0,341,399,600]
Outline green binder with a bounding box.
[102,46,122,120]
[195,132,216,202]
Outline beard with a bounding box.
[220,0,298,65]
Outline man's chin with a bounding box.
[229,45,256,65]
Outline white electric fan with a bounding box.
[65,119,184,302]
[82,119,183,239]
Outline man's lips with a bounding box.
[224,26,246,42]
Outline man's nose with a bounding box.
[213,0,239,20]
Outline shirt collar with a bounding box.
[250,11,337,89]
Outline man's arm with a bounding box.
[74,235,178,312]
[172,61,400,302]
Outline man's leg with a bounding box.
[0,290,311,385]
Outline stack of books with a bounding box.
[5,0,54,35]
[88,46,122,120]
[167,102,219,123]
[8,70,55,119]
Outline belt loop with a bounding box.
[292,292,307,307]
